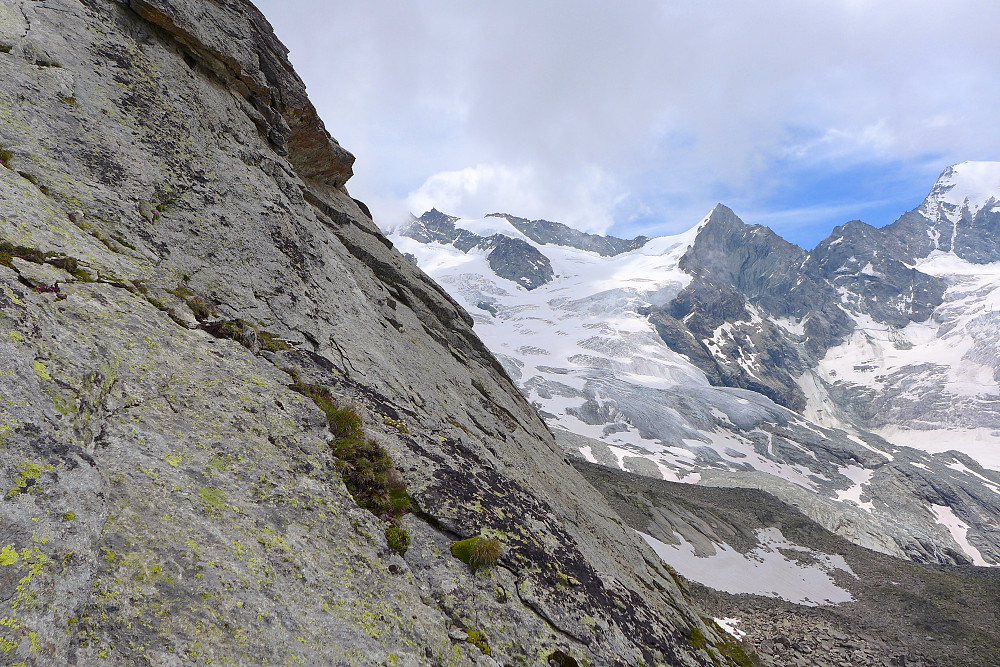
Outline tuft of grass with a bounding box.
[470,537,502,569]
[47,256,78,273]
[187,295,214,320]
[289,380,409,520]
[466,630,490,656]
[258,329,293,352]
[169,286,216,321]
[290,381,363,438]
[451,536,503,571]
[385,525,410,557]
[203,318,259,351]
[0,241,47,264]
[0,148,12,167]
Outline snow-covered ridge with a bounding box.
[922,160,1000,219]
[392,163,1000,569]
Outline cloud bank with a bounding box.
[255,0,1000,243]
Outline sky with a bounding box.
[254,0,1000,249]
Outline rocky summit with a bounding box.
[0,1,758,666]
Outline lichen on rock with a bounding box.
[0,1,742,665]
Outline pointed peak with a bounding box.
[699,203,747,233]
[925,161,1000,215]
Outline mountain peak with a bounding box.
[925,161,1000,216]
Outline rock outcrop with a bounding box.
[0,1,741,665]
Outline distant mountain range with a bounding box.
[389,161,1000,568]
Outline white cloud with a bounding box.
[254,0,1000,236]
[407,163,624,234]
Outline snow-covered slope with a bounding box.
[388,164,1000,568]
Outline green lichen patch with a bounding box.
[0,544,18,566]
[33,359,52,380]
[196,486,227,511]
[6,460,53,498]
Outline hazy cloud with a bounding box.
[255,0,1000,240]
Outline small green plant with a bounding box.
[0,44,12,54]
[384,525,410,556]
[203,319,259,351]
[717,642,756,667]
[200,315,292,354]
[289,382,363,438]
[47,256,78,273]
[258,329,293,352]
[471,537,502,569]
[0,241,46,264]
[169,286,216,321]
[0,148,12,167]
[112,235,136,250]
[451,536,503,571]
[466,630,490,655]
[188,295,214,320]
[687,626,707,650]
[290,381,409,521]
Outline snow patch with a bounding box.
[929,504,992,566]
[714,617,745,640]
[637,529,855,606]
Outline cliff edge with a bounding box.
[0,1,746,665]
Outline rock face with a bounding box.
[490,213,649,257]
[399,210,554,290]
[0,2,740,665]
[390,165,1000,573]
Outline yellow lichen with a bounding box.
[32,359,51,380]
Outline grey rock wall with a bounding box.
[0,1,739,665]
